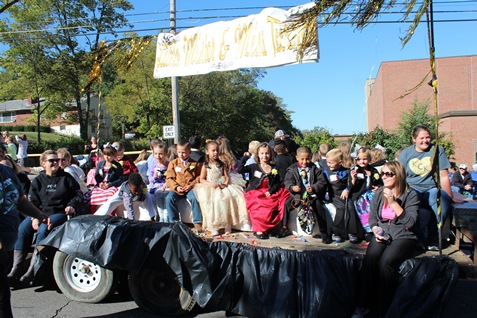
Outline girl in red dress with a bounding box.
[237,142,290,239]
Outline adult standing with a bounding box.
[15,134,28,167]
[0,145,50,318]
[398,125,454,250]
[352,161,419,317]
[269,129,299,156]
[8,150,82,285]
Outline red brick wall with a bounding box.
[367,55,477,166]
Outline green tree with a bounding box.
[0,0,133,140]
[294,127,336,154]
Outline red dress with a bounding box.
[244,178,290,232]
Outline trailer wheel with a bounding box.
[52,251,117,303]
[128,264,196,315]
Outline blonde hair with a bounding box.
[40,150,57,162]
[217,137,237,171]
[56,148,71,162]
[248,140,260,154]
[355,147,371,164]
[338,142,352,168]
[134,149,150,164]
[370,148,386,164]
[326,148,343,162]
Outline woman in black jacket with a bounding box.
[8,150,83,284]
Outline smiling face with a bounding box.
[296,152,311,168]
[57,153,70,169]
[413,129,431,152]
[381,167,396,189]
[356,152,370,168]
[43,154,60,175]
[326,159,341,171]
[153,146,166,164]
[257,146,271,164]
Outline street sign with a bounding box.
[163,125,175,139]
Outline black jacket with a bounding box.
[451,171,473,190]
[350,165,383,200]
[284,163,328,199]
[95,160,124,187]
[275,153,296,183]
[237,156,281,194]
[29,169,83,216]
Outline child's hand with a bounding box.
[340,189,349,200]
[265,191,271,197]
[306,186,313,194]
[212,182,220,189]
[182,185,191,192]
[292,185,301,193]
[350,169,357,180]
[161,184,167,191]
[153,171,159,179]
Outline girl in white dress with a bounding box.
[194,141,249,235]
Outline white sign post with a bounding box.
[163,125,175,139]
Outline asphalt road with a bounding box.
[9,278,477,318]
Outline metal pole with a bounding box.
[170,0,181,143]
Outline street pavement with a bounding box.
[9,278,477,318]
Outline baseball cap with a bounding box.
[275,130,286,137]
[459,164,467,170]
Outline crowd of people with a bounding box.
[0,125,472,317]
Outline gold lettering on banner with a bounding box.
[268,16,305,57]
[219,29,230,61]
[234,22,267,58]
[156,39,180,67]
[183,33,216,66]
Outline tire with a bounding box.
[128,263,196,315]
[52,251,118,303]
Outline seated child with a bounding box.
[90,146,123,213]
[237,142,290,239]
[147,142,170,222]
[283,146,331,243]
[165,141,203,231]
[94,173,157,220]
[324,148,362,243]
[193,141,249,235]
[112,141,138,182]
[350,147,383,238]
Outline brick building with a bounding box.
[366,55,477,167]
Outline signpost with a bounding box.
[163,125,175,139]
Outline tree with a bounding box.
[0,0,20,14]
[0,0,134,140]
[294,127,336,154]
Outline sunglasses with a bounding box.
[46,159,59,163]
[380,171,395,178]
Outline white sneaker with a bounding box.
[242,221,252,232]
[211,230,219,236]
[427,245,439,251]
[332,234,342,243]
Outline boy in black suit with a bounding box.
[282,146,331,243]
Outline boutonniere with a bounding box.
[112,164,118,169]
[271,168,278,176]
[189,165,196,171]
[141,187,148,195]
[119,160,124,166]
[300,170,307,179]
[374,173,380,180]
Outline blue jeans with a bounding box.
[414,187,452,245]
[14,214,68,251]
[166,190,202,224]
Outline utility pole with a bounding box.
[170,0,181,143]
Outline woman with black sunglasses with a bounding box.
[352,161,419,318]
[8,150,83,285]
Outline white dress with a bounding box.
[193,164,249,232]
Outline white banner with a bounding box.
[154,2,318,78]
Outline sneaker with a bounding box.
[427,245,439,251]
[211,230,220,236]
[351,307,370,318]
[321,233,332,244]
[332,234,342,243]
[349,234,359,244]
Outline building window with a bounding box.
[0,112,16,123]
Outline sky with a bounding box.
[3,1,477,135]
